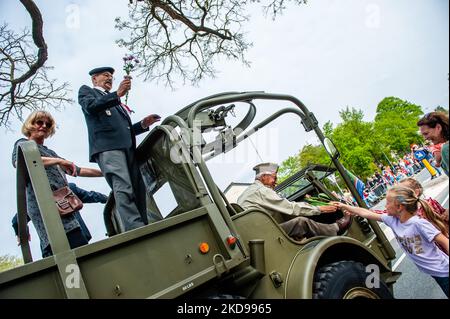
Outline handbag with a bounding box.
[53,164,83,216]
[53,186,83,216]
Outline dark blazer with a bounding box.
[78,85,148,162]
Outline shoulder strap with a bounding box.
[56,165,69,185]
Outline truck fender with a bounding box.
[284,236,395,298]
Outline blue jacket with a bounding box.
[78,85,149,162]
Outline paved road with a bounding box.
[371,169,449,299]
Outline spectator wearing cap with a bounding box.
[78,66,161,231]
[237,163,352,240]
[418,112,449,176]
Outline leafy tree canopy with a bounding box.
[374,97,424,154]
[435,106,449,114]
[278,97,428,182]
[0,254,23,272]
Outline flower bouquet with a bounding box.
[304,193,331,206]
[122,54,140,106]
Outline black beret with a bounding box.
[89,67,115,76]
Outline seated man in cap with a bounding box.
[78,66,161,231]
[237,163,352,240]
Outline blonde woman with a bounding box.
[12,110,103,258]
[333,185,449,298]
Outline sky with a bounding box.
[0,0,448,260]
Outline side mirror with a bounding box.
[324,137,340,159]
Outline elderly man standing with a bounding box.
[78,66,160,231]
[237,163,352,240]
[417,112,449,177]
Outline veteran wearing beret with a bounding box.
[237,163,352,240]
[78,66,160,231]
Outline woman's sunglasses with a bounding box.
[35,120,52,127]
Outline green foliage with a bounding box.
[322,121,333,137]
[298,144,329,167]
[278,144,329,183]
[435,106,449,114]
[0,255,23,272]
[278,97,429,183]
[374,97,424,155]
[330,107,376,178]
[278,155,302,183]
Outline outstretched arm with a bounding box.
[318,205,339,214]
[258,187,322,217]
[133,114,161,135]
[78,167,103,177]
[41,157,102,177]
[332,202,383,222]
[41,157,77,176]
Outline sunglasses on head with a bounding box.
[420,112,440,125]
[35,119,52,127]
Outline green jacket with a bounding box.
[441,142,449,177]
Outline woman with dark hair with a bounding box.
[12,110,103,258]
[417,112,449,176]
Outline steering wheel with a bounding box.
[174,92,257,156]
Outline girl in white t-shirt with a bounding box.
[333,185,449,298]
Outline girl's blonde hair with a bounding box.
[389,185,448,237]
[21,110,56,138]
[399,178,424,196]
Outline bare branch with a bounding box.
[117,0,307,88]
[0,0,73,128]
[14,0,48,84]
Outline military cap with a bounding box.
[253,162,279,177]
[88,67,115,76]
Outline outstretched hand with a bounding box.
[318,205,338,213]
[141,114,161,128]
[330,201,354,216]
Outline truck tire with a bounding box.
[313,261,394,299]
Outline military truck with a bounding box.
[0,92,400,299]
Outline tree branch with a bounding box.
[117,0,307,87]
[0,0,72,127]
[14,0,48,85]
